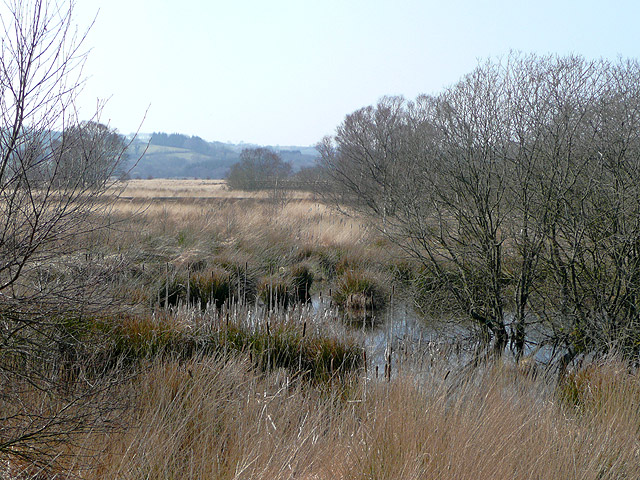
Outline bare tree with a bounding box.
[55,120,128,188]
[319,53,640,365]
[320,90,512,356]
[226,147,292,191]
[0,0,130,470]
[535,58,640,365]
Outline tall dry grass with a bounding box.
[109,195,368,252]
[98,179,386,309]
[115,179,312,200]
[108,178,365,242]
[71,355,640,480]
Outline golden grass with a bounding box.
[113,178,313,200]
[107,182,369,253]
[68,355,640,480]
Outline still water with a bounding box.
[312,293,559,376]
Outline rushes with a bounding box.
[188,267,233,309]
[104,302,361,381]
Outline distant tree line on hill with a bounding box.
[150,132,236,158]
[125,133,319,180]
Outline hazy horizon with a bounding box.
[71,0,640,146]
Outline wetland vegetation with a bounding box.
[3,1,640,477]
[4,180,640,479]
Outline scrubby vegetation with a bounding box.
[320,54,640,365]
[3,7,640,474]
[5,180,640,479]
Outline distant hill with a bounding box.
[124,132,318,179]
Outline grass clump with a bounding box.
[315,247,342,279]
[106,314,201,364]
[189,267,232,309]
[258,274,292,308]
[333,269,386,312]
[212,255,257,303]
[223,322,361,381]
[289,262,314,303]
[257,264,314,308]
[155,275,184,308]
[154,264,255,309]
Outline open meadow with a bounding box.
[3,179,640,479]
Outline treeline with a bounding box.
[319,53,640,366]
[126,133,318,179]
[226,147,325,191]
[150,132,238,159]
[16,121,127,187]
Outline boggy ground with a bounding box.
[5,180,640,479]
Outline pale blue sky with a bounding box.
[73,0,640,146]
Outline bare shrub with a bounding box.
[0,0,132,467]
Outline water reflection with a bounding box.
[312,293,473,376]
[312,292,562,377]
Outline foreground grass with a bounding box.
[7,323,640,479]
[64,355,640,480]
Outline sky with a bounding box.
[70,0,640,146]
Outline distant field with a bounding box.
[118,178,228,198]
[114,178,313,201]
[106,178,367,250]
